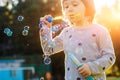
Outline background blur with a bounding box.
[0,0,120,80]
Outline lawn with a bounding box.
[107,77,120,80]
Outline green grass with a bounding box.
[107,77,120,80]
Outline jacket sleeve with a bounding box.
[87,27,116,75]
[39,25,64,56]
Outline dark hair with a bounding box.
[62,0,96,22]
[81,0,96,22]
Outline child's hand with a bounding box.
[40,15,52,28]
[77,63,91,78]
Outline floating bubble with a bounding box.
[22,30,28,36]
[6,31,13,37]
[4,28,10,34]
[48,40,55,48]
[4,28,13,37]
[18,15,24,21]
[24,26,30,30]
[44,56,51,65]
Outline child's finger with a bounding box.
[78,68,87,78]
[40,17,44,21]
[40,15,48,21]
[43,19,49,24]
[44,14,52,20]
[77,66,84,72]
[78,67,85,74]
[82,72,88,78]
[44,15,49,20]
[47,14,52,18]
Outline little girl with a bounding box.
[39,0,116,80]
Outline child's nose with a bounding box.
[68,6,73,12]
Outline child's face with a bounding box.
[62,0,86,24]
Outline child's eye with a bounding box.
[64,5,69,8]
[73,3,78,6]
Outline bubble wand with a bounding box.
[68,53,94,80]
[40,13,81,65]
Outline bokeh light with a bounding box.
[94,0,115,10]
[42,0,48,4]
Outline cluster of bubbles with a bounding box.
[18,15,30,36]
[22,26,30,36]
[40,16,69,65]
[4,28,13,37]
[3,15,30,37]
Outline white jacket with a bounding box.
[40,24,116,80]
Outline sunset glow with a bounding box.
[94,0,115,10]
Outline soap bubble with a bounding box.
[22,30,28,36]
[4,28,13,37]
[6,31,13,37]
[44,56,51,65]
[24,26,30,31]
[18,15,24,21]
[4,28,10,34]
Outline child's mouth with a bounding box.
[68,13,81,18]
